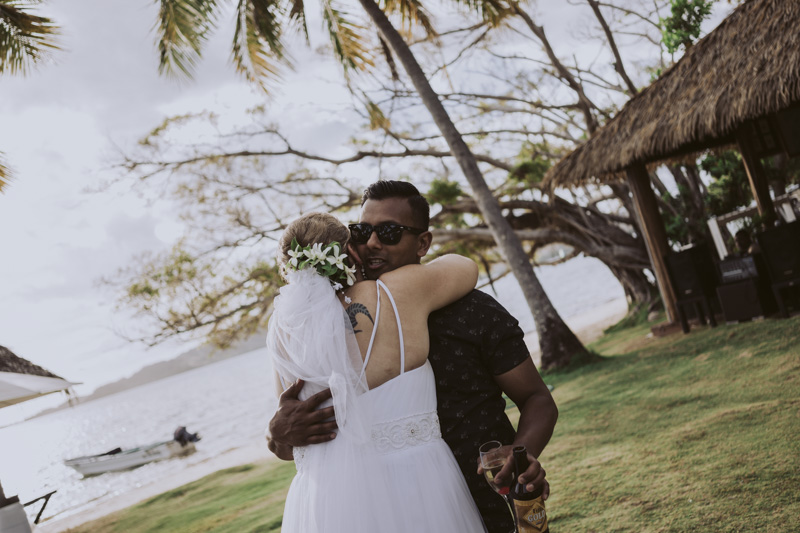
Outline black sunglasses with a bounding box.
[348,223,426,245]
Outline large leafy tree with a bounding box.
[119,0,746,363]
[0,0,60,192]
[141,0,589,368]
[369,0,666,305]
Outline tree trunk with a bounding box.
[357,0,587,368]
[607,264,659,310]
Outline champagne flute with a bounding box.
[479,440,516,530]
[480,440,510,495]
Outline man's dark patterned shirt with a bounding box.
[428,290,530,533]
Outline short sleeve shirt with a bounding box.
[427,290,531,533]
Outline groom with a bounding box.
[267,180,558,532]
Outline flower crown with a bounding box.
[283,238,357,290]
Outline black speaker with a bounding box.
[756,221,800,284]
[717,279,774,322]
[666,243,719,301]
[776,105,800,157]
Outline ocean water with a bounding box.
[490,255,626,339]
[0,256,624,525]
[0,349,277,523]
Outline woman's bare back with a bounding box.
[340,256,477,389]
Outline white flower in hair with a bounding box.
[287,247,303,269]
[304,242,324,262]
[344,264,357,286]
[328,245,349,270]
[285,238,356,290]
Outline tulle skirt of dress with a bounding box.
[281,434,487,533]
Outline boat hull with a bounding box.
[64,440,196,476]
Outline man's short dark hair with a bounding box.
[362,180,430,229]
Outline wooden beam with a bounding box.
[626,163,678,322]
[736,126,777,226]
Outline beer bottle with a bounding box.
[510,445,549,533]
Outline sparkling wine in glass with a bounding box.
[479,440,515,529]
[482,457,510,495]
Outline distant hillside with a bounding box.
[36,332,268,416]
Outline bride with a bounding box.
[268,212,487,532]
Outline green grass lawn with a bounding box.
[66,463,296,533]
[68,316,800,532]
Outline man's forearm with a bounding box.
[512,394,558,458]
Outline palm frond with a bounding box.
[232,0,288,91]
[0,150,13,193]
[364,96,390,130]
[0,0,60,75]
[381,0,436,37]
[154,0,219,79]
[456,0,509,26]
[320,0,373,73]
[287,0,309,43]
[378,33,398,81]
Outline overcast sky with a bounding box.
[0,0,734,424]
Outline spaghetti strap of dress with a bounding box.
[375,280,405,374]
[359,280,406,378]
[360,282,382,377]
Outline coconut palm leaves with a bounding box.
[456,0,508,26]
[381,0,436,37]
[0,153,11,192]
[232,0,287,86]
[0,0,60,75]
[320,0,373,72]
[154,0,512,90]
[0,0,60,192]
[155,0,219,78]
[156,0,374,90]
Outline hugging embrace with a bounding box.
[266,180,558,532]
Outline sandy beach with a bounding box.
[35,297,628,533]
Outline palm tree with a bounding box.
[356,0,588,368]
[0,156,10,191]
[0,0,61,192]
[153,0,587,368]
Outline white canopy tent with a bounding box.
[0,372,77,409]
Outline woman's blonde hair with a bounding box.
[278,213,351,279]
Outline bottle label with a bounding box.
[514,496,548,532]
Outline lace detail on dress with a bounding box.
[371,411,441,454]
[293,445,307,471]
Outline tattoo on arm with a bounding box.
[346,302,374,333]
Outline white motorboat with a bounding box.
[64,427,199,476]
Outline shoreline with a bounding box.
[37,444,277,533]
[36,297,628,533]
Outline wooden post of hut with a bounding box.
[626,163,679,323]
[736,123,778,227]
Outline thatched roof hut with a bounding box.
[0,345,62,379]
[545,0,800,188]
[543,0,800,330]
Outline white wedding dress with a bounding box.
[272,275,486,533]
